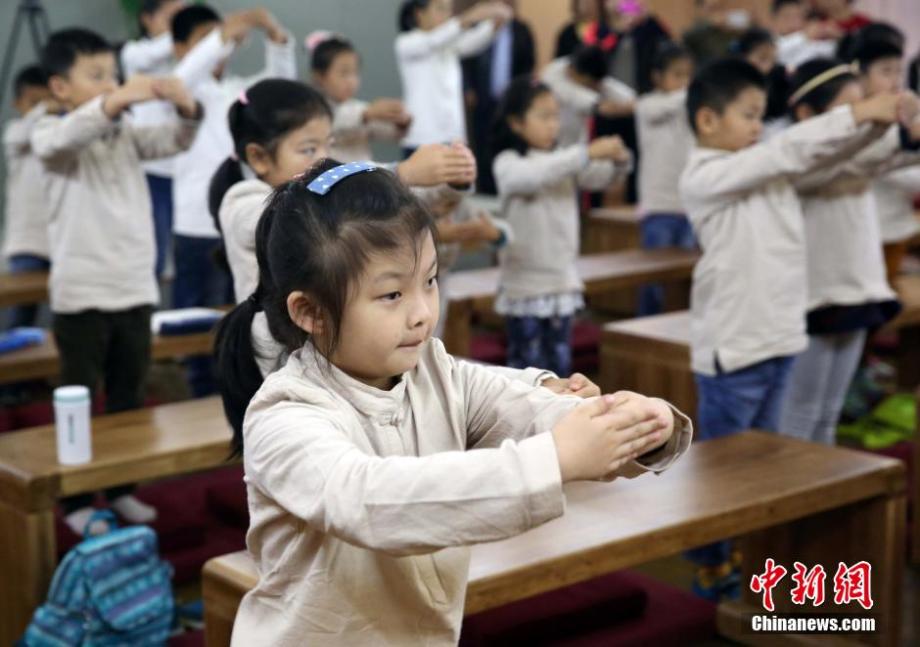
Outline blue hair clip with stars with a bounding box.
[307,161,377,195]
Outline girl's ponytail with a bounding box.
[208,156,245,233]
[214,291,264,456]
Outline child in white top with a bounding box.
[212,158,692,646]
[778,57,920,445]
[119,0,186,276]
[307,32,411,162]
[169,5,295,316]
[395,0,510,152]
[492,77,631,377]
[856,35,920,283]
[541,45,636,147]
[3,65,51,329]
[772,0,838,71]
[208,79,479,377]
[679,57,907,596]
[635,44,695,315]
[33,27,202,534]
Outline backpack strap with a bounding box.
[84,509,118,537]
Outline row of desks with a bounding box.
[0,394,907,645]
[0,249,697,386]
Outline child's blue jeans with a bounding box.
[506,315,573,378]
[638,213,695,316]
[685,355,796,567]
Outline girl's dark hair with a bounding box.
[208,79,332,228]
[571,45,609,82]
[311,36,356,74]
[651,43,691,75]
[789,57,858,118]
[837,22,905,63]
[732,27,774,57]
[491,75,553,156]
[399,0,431,32]
[214,159,438,455]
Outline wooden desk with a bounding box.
[0,396,233,643]
[0,332,215,386]
[600,310,694,418]
[583,206,641,253]
[889,274,920,389]
[0,272,49,309]
[442,249,698,356]
[201,432,906,646]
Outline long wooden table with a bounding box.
[0,332,215,386]
[0,271,48,309]
[0,396,234,643]
[442,248,698,356]
[201,432,906,646]
[583,206,642,253]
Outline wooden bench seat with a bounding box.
[201,432,906,646]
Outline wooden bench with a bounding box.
[0,396,234,643]
[0,271,49,309]
[442,248,698,356]
[201,432,906,646]
[0,331,215,387]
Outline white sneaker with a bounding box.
[65,506,109,536]
[111,494,158,524]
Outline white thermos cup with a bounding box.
[53,385,92,465]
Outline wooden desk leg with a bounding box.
[442,300,473,357]
[717,493,906,647]
[203,570,242,647]
[0,501,56,644]
[898,326,920,390]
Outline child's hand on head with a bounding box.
[248,7,287,43]
[222,10,256,43]
[541,372,601,398]
[152,77,198,118]
[588,136,630,163]
[551,393,668,482]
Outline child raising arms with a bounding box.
[492,76,632,377]
[308,32,411,162]
[213,160,691,645]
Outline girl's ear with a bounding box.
[508,115,525,136]
[287,291,324,336]
[244,142,273,177]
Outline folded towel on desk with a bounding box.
[0,327,46,354]
[151,308,224,336]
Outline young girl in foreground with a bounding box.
[214,160,692,645]
[493,77,632,376]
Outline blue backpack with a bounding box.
[21,510,174,646]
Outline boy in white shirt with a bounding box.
[772,0,838,71]
[541,45,636,147]
[119,0,187,278]
[3,65,51,329]
[635,44,694,315]
[679,57,907,600]
[33,28,202,533]
[168,4,295,396]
